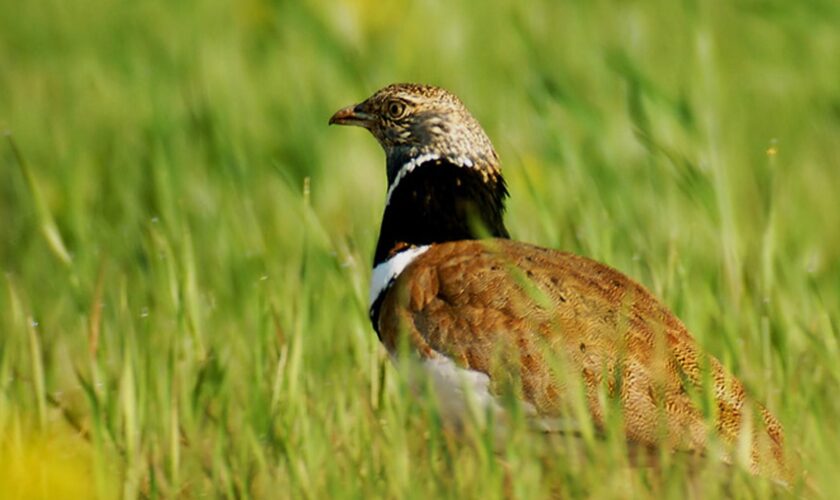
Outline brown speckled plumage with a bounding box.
[330,83,788,479]
[377,240,786,476]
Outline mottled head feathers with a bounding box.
[330,83,502,186]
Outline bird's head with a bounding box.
[329,83,501,185]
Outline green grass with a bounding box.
[1,0,839,497]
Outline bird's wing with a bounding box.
[377,238,785,475]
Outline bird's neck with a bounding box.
[373,156,510,266]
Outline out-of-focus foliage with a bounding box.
[1,0,838,496]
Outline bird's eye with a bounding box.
[386,100,406,119]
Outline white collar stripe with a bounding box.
[369,245,431,307]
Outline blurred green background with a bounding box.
[1,0,838,497]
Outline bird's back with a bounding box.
[376,238,786,477]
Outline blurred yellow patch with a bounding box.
[0,432,98,500]
[236,0,402,34]
[339,0,404,32]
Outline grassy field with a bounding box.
[1,0,839,497]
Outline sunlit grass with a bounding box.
[1,0,838,497]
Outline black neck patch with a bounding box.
[369,291,387,341]
[372,157,510,267]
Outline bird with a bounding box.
[329,83,787,478]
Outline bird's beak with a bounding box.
[329,103,374,128]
